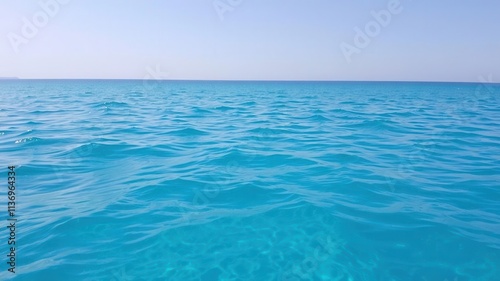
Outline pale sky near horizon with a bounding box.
[0,0,499,82]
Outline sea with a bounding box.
[0,80,499,281]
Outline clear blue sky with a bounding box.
[1,0,499,82]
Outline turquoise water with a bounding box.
[1,80,499,280]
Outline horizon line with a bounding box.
[0,78,498,84]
